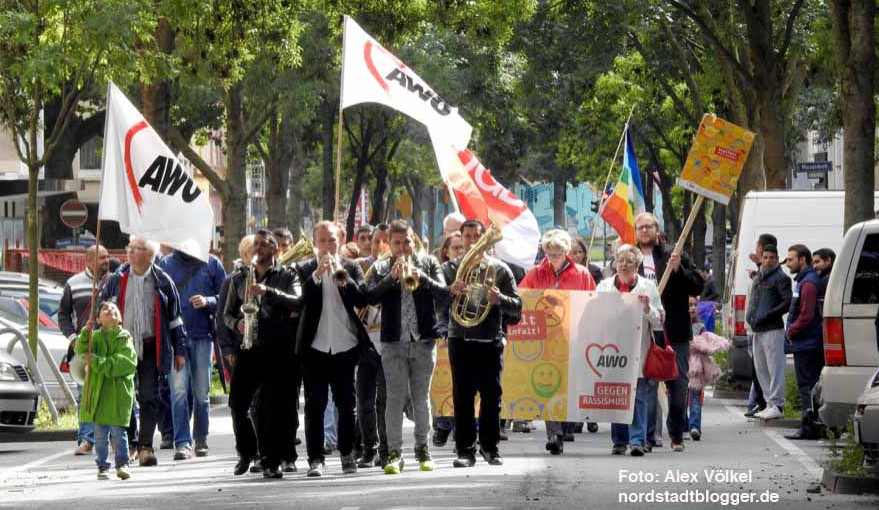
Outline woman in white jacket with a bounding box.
[596,244,664,456]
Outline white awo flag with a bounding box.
[99,82,214,261]
[340,16,472,150]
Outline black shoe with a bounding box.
[263,466,283,479]
[744,406,765,418]
[562,432,575,442]
[689,428,701,441]
[545,435,563,455]
[479,448,503,466]
[294,437,302,446]
[160,436,173,450]
[572,422,584,434]
[282,460,297,473]
[630,445,645,457]
[249,459,263,473]
[376,452,390,468]
[784,430,816,440]
[587,422,599,433]
[356,449,376,468]
[453,454,476,468]
[234,458,251,476]
[499,428,509,441]
[433,428,450,447]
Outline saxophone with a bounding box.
[240,255,260,350]
[451,223,504,328]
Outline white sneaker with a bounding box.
[756,406,783,420]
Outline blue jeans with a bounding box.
[76,384,95,445]
[324,387,338,447]
[170,338,213,447]
[611,378,654,447]
[688,389,703,431]
[94,424,130,470]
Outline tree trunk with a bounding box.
[321,98,336,221]
[690,200,707,267]
[553,177,566,228]
[371,161,389,225]
[264,113,293,229]
[712,202,726,296]
[756,93,787,189]
[286,124,308,233]
[221,85,248,268]
[427,187,437,246]
[26,163,40,357]
[830,0,877,230]
[141,18,174,139]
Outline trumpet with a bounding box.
[401,254,420,292]
[316,249,349,285]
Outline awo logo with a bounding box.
[364,40,454,117]
[124,121,203,213]
[457,149,526,221]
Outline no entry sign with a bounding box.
[60,199,88,229]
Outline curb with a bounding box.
[0,429,77,443]
[822,468,879,494]
[210,395,229,406]
[752,418,801,429]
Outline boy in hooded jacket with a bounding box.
[76,302,138,480]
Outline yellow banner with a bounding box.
[677,114,755,205]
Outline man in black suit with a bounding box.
[296,221,372,478]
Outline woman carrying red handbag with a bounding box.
[596,244,665,457]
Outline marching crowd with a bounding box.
[55,211,831,482]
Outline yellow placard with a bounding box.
[677,114,755,205]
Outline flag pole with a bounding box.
[657,194,704,294]
[588,103,636,262]
[82,81,112,412]
[333,15,349,224]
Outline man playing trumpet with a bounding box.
[366,220,447,474]
[296,221,373,478]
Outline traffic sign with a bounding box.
[60,199,88,229]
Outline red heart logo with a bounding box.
[585,343,621,378]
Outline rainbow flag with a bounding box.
[600,128,646,244]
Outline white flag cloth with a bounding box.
[431,133,540,269]
[340,16,472,150]
[99,82,214,261]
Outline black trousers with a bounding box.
[356,347,388,456]
[228,345,296,469]
[303,347,359,463]
[135,337,161,449]
[448,339,504,456]
[794,348,824,413]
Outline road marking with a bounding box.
[0,450,69,482]
[762,429,823,480]
[723,404,823,481]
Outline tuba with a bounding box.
[278,230,315,266]
[240,255,260,350]
[450,223,504,328]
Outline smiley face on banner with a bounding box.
[511,338,544,362]
[531,363,563,398]
[508,397,544,419]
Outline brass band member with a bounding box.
[367,220,448,474]
[296,221,373,478]
[443,219,522,468]
[223,229,303,479]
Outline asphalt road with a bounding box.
[1,394,877,510]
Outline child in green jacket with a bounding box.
[76,302,137,480]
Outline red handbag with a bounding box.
[643,331,680,381]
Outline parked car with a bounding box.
[0,271,62,291]
[0,288,63,324]
[0,348,40,433]
[816,219,879,429]
[853,366,879,475]
[0,311,76,409]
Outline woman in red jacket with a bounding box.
[519,229,596,455]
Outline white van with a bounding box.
[817,219,879,428]
[723,191,879,379]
